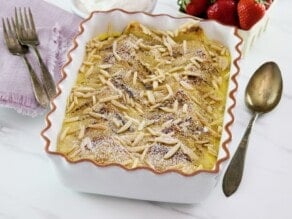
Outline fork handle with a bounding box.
[32,46,57,100]
[22,55,49,108]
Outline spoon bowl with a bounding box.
[245,62,283,113]
[222,61,283,197]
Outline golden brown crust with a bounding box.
[56,21,232,174]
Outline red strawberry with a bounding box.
[207,0,238,26]
[238,0,266,30]
[186,0,209,17]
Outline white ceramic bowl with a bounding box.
[41,10,242,203]
[69,0,158,18]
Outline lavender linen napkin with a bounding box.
[0,0,81,116]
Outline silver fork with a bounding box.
[2,17,49,108]
[14,7,57,100]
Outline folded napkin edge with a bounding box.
[0,92,45,117]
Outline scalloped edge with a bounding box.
[41,9,242,178]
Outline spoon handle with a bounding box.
[222,113,259,197]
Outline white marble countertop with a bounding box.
[1,0,291,218]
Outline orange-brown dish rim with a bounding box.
[41,9,243,177]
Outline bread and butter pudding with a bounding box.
[57,21,231,174]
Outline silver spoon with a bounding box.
[222,61,283,197]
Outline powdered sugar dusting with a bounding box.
[146,144,194,172]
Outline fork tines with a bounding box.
[2,18,9,42]
[2,17,17,46]
[15,7,37,40]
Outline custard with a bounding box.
[57,21,231,174]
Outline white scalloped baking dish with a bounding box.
[41,9,242,203]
